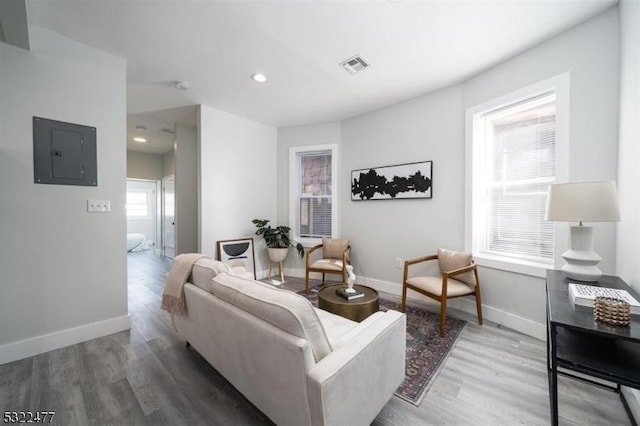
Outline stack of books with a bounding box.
[568,283,640,315]
[336,287,364,301]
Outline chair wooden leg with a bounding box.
[322,273,325,283]
[474,269,483,325]
[400,284,408,312]
[439,297,447,337]
[475,290,483,326]
[305,269,310,294]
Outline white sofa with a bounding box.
[173,258,406,426]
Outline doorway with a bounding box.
[126,179,158,253]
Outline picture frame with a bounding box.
[351,160,433,200]
[216,237,256,279]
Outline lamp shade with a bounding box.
[545,181,620,222]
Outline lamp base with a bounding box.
[561,263,602,282]
[561,225,602,282]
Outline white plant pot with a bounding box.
[267,247,289,263]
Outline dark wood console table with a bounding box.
[546,270,640,425]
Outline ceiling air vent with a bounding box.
[340,54,370,74]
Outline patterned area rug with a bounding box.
[299,287,466,406]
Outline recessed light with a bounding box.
[251,73,267,83]
[133,137,147,143]
[174,80,191,91]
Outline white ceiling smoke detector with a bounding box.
[340,54,371,74]
[174,80,191,91]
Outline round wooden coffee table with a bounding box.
[318,284,379,322]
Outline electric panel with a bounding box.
[33,116,97,186]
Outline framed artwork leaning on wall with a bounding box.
[216,237,256,279]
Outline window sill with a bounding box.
[474,254,551,278]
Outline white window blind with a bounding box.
[477,92,556,264]
[298,151,332,239]
[126,191,149,217]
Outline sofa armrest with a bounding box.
[307,310,406,426]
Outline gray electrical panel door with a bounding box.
[33,116,97,186]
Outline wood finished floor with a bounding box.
[0,252,631,425]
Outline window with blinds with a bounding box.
[298,151,332,239]
[126,191,149,217]
[475,92,556,264]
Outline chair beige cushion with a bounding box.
[322,238,349,259]
[437,248,476,287]
[211,272,333,362]
[310,258,344,271]
[190,258,232,293]
[406,276,475,297]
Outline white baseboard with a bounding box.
[283,269,546,340]
[358,275,546,340]
[0,315,130,365]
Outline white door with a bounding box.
[162,175,176,258]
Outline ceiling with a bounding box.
[24,0,617,153]
[127,106,197,154]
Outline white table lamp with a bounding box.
[545,181,620,282]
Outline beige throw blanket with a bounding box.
[161,253,211,315]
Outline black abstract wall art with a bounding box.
[351,161,433,200]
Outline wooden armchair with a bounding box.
[305,238,351,293]
[401,248,483,337]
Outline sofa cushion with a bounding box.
[437,248,476,287]
[211,272,333,362]
[322,238,349,259]
[226,259,255,279]
[190,258,231,293]
[314,308,358,345]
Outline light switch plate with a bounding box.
[87,199,111,212]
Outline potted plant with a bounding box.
[252,219,304,262]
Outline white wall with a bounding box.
[341,85,465,280]
[277,8,620,339]
[175,123,198,255]
[0,27,128,364]
[127,150,162,180]
[616,0,640,293]
[277,122,342,271]
[615,2,640,418]
[459,8,620,335]
[162,149,175,178]
[199,105,278,275]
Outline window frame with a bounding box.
[465,73,570,277]
[289,144,338,247]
